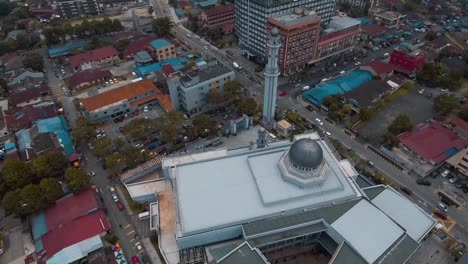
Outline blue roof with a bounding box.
[150,38,172,49]
[135,57,188,77]
[48,39,89,58]
[445,147,459,158]
[303,70,373,106]
[175,8,185,16]
[197,0,217,7]
[31,212,48,241]
[16,129,32,152]
[36,116,74,155]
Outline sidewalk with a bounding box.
[116,185,134,216]
[142,237,163,264]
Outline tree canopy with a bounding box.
[122,117,159,141]
[2,189,23,217]
[388,115,412,135]
[416,62,444,85]
[160,111,185,142]
[39,178,64,204]
[207,89,224,105]
[152,17,173,36]
[192,114,214,134]
[224,80,242,99]
[23,53,44,71]
[239,97,258,116]
[65,168,91,194]
[2,159,35,190]
[434,94,460,115]
[20,184,48,214]
[71,117,97,147]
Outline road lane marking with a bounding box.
[124,224,131,229]
[127,229,135,235]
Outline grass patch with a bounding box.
[103,234,119,244]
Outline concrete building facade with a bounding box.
[150,39,177,62]
[200,4,235,29]
[337,0,378,9]
[446,148,468,177]
[166,61,235,113]
[235,0,335,61]
[267,8,321,76]
[55,0,101,19]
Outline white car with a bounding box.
[315,118,324,126]
[354,61,361,66]
[440,88,448,92]
[110,186,116,193]
[321,78,328,82]
[143,106,149,112]
[449,178,457,184]
[112,193,119,202]
[441,170,450,177]
[418,89,425,94]
[135,143,144,149]
[135,242,144,252]
[325,131,331,137]
[203,45,208,50]
[88,172,96,177]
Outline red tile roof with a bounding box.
[361,24,387,38]
[69,46,118,69]
[9,83,50,106]
[450,116,468,133]
[45,189,99,231]
[5,104,58,130]
[363,61,396,75]
[42,209,110,258]
[398,123,468,163]
[204,4,234,17]
[124,37,155,57]
[161,64,175,77]
[69,70,112,89]
[81,79,157,112]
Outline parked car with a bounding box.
[433,210,448,220]
[88,172,96,177]
[416,178,432,186]
[400,187,412,195]
[112,193,119,202]
[455,182,465,189]
[441,170,450,177]
[418,89,425,94]
[135,242,144,253]
[306,105,314,112]
[315,118,323,126]
[135,143,144,149]
[117,201,124,210]
[110,187,116,193]
[325,131,332,137]
[437,202,449,212]
[131,256,140,264]
[449,178,457,184]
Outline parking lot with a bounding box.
[358,85,436,144]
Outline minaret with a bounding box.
[262,27,281,127]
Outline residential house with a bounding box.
[0,52,25,79]
[389,48,425,75]
[9,83,50,108]
[69,46,119,72]
[7,71,45,92]
[373,10,406,29]
[5,103,58,131]
[359,61,395,78]
[123,37,155,59]
[149,39,176,62]
[68,70,113,91]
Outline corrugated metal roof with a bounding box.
[332,241,367,264]
[218,242,267,264]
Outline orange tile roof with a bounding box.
[129,89,174,111]
[81,79,157,112]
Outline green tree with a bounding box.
[31,155,53,179]
[91,137,114,159]
[71,116,96,147]
[39,178,64,204]
[440,70,464,91]
[122,118,159,141]
[382,132,400,148]
[359,107,373,121]
[239,97,258,116]
[152,17,173,35]
[22,53,44,71]
[161,123,177,142]
[15,34,31,50]
[207,89,224,105]
[106,152,124,176]
[459,108,468,122]
[434,94,460,115]
[122,146,145,169]
[46,151,69,176]
[388,115,413,135]
[2,190,23,216]
[192,114,214,134]
[224,80,242,99]
[160,111,185,142]
[416,62,444,84]
[2,159,35,189]
[425,30,438,41]
[21,184,48,214]
[111,19,124,32]
[65,168,91,194]
[0,2,16,16]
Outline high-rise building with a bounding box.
[263,28,281,126]
[267,8,321,76]
[235,0,335,61]
[55,0,101,19]
[336,0,379,9]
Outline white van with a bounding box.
[268,133,277,141]
[138,211,150,220]
[302,85,310,92]
[437,202,448,212]
[382,53,390,58]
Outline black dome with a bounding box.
[289,138,323,168]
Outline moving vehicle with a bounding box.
[203,45,208,50]
[437,202,448,212]
[339,71,346,75]
[325,131,331,137]
[306,105,314,112]
[186,33,192,38]
[418,89,425,94]
[232,62,242,69]
[416,178,431,186]
[302,85,310,92]
[315,118,323,126]
[449,178,457,184]
[117,201,124,210]
[112,194,119,202]
[88,172,96,177]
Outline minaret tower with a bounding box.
[262,27,281,127]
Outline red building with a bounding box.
[389,49,425,74]
[267,8,321,76]
[200,4,235,29]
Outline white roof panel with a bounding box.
[174,140,361,235]
[331,200,405,263]
[371,187,436,242]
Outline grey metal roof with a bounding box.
[242,199,360,237]
[247,222,327,247]
[362,185,386,200]
[209,243,242,262]
[218,242,268,264]
[378,234,420,264]
[332,241,367,264]
[288,138,323,168]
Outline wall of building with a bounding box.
[389,49,424,72]
[152,45,177,62]
[77,55,120,72]
[176,225,243,250]
[315,24,360,62]
[235,0,336,61]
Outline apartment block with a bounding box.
[55,0,101,19]
[337,0,379,9]
[200,4,235,29]
[150,39,177,62]
[447,148,468,177]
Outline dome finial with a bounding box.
[271,27,279,36]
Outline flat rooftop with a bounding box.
[271,11,319,26]
[170,136,362,235]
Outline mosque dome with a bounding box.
[288,138,323,169]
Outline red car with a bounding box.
[279,91,287,97]
[131,256,140,264]
[117,202,124,211]
[433,210,448,220]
